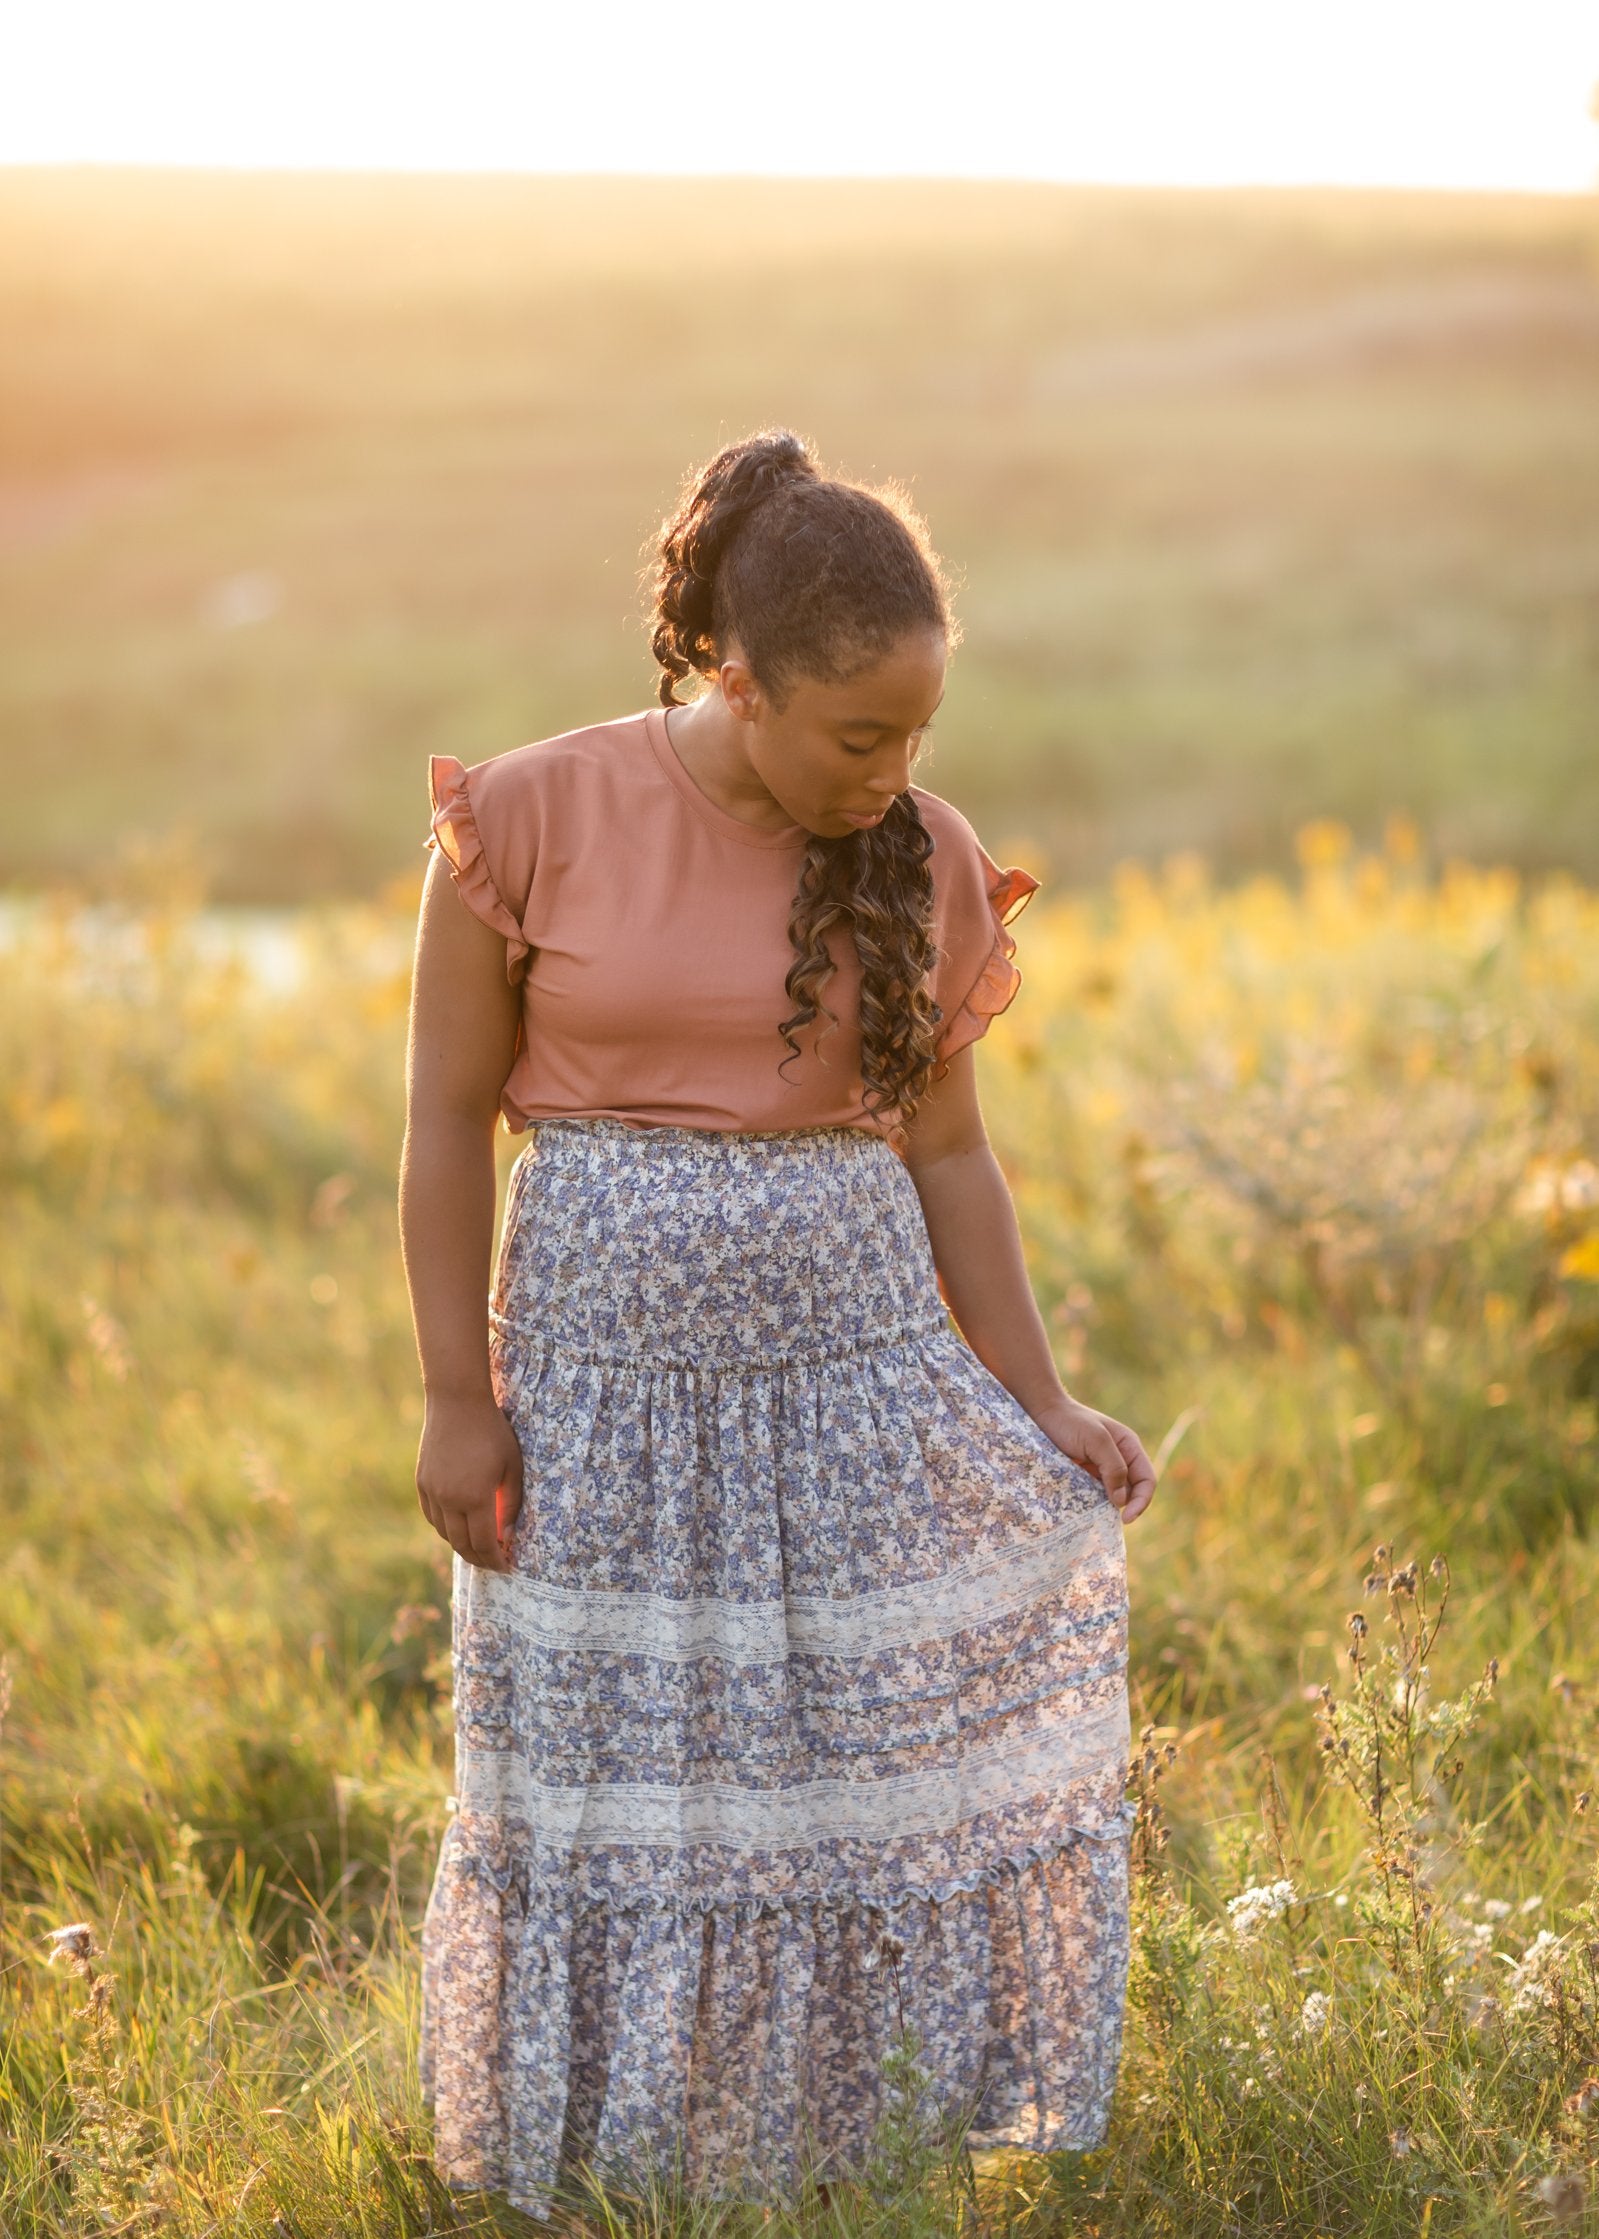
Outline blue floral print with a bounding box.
[419,1115,1135,2220]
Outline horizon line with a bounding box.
[3,159,1595,201]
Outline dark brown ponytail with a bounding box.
[642,427,962,1134]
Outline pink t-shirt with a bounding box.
[423,704,1039,1139]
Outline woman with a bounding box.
[400,427,1156,2223]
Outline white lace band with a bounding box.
[454,1687,1130,1851]
[459,1504,1124,1666]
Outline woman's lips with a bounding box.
[840,808,886,829]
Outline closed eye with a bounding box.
[842,724,934,758]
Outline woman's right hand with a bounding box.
[416,1391,526,1574]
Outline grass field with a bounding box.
[3,823,1598,2233]
[1,168,1598,900]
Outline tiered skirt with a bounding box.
[418,1115,1134,2220]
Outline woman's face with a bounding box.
[729,628,948,839]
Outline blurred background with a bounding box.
[3,0,1598,912]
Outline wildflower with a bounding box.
[1563,2079,1599,2119]
[1480,1898,1513,1920]
[1442,1909,1494,1953]
[1516,1158,1599,1216]
[1534,2173,1586,2224]
[1504,1928,1566,2014]
[44,1923,98,1965]
[391,1602,442,1642]
[80,1294,133,1381]
[1299,1991,1331,2037]
[1389,2128,1414,2158]
[1393,1667,1429,1711]
[1466,1991,1502,2032]
[1225,1879,1297,1940]
[862,1927,906,1974]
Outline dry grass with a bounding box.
[2,820,1597,2231]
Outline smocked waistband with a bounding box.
[521,1115,897,1158]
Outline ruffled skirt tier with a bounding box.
[418,1116,1134,2220]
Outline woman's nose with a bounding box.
[868,757,914,798]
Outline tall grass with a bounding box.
[2,822,1597,2232]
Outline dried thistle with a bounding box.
[1311,1546,1498,1989]
[1534,2172,1586,2224]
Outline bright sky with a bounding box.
[3,0,1596,192]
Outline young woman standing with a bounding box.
[400,427,1156,2222]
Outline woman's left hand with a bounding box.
[1032,1396,1158,1525]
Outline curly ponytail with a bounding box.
[642,427,962,1134]
[648,431,822,709]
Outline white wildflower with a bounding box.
[1560,1160,1599,1210]
[1300,1991,1331,2037]
[1442,1907,1495,1953]
[1503,1928,1566,2014]
[1392,1666,1429,1711]
[1535,2172,1587,2224]
[1516,1158,1599,1216]
[1226,1879,1297,1940]
[1480,1897,1513,1920]
[44,1923,98,1964]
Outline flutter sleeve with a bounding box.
[931,814,1042,1065]
[423,752,535,986]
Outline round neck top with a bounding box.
[645,705,808,850]
[423,705,1040,1140]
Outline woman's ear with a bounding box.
[717,646,762,724]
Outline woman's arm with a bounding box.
[398,854,527,1572]
[899,1044,1157,1525]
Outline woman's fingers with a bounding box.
[436,1492,511,1573]
[1052,1403,1159,1525]
[495,1419,525,1561]
[1103,1415,1158,1525]
[416,1403,524,1573]
[464,1494,509,1573]
[1088,1419,1130,1505]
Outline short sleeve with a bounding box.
[931,821,1042,1066]
[423,753,533,986]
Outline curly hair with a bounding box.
[641,427,963,1134]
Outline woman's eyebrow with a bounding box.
[841,694,946,732]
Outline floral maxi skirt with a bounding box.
[418,1116,1135,2220]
